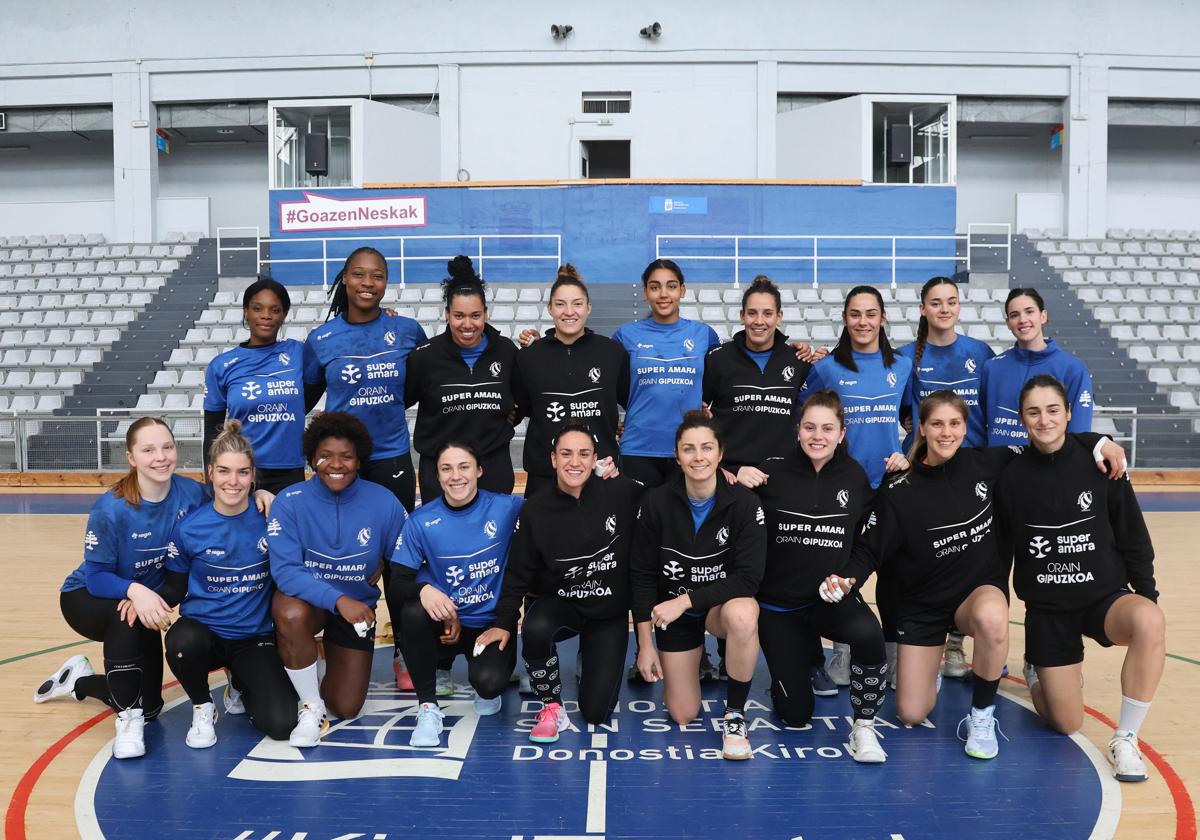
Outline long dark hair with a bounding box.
[1005,287,1046,316]
[831,285,896,372]
[641,258,684,287]
[913,276,958,370]
[325,247,386,321]
[741,274,782,312]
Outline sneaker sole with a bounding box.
[290,720,330,748]
[1113,772,1148,782]
[965,746,999,760]
[848,749,887,764]
[410,734,443,747]
[112,747,145,760]
[186,735,218,749]
[811,687,839,697]
[529,733,561,744]
[34,656,92,703]
[722,748,751,760]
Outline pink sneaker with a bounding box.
[529,702,570,744]
[394,655,414,691]
[722,711,752,760]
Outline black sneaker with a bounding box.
[810,666,839,697]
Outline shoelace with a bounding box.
[957,712,1010,744]
[723,716,747,738]
[535,705,559,727]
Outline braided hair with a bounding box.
[325,247,387,321]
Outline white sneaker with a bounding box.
[1108,731,1148,782]
[1022,659,1039,689]
[411,702,446,747]
[186,702,218,749]
[289,702,328,748]
[223,683,245,715]
[941,634,969,678]
[959,705,1001,760]
[847,718,887,763]
[436,669,456,697]
[885,642,898,690]
[720,712,752,760]
[827,643,852,686]
[473,692,502,716]
[113,708,145,759]
[34,654,93,703]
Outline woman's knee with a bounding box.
[272,594,313,632]
[896,696,934,727]
[253,700,299,741]
[972,607,1010,647]
[470,662,513,700]
[1132,602,1166,647]
[771,685,813,728]
[164,620,206,659]
[721,599,759,640]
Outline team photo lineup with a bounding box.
[36,247,1167,787]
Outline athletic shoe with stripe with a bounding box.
[223,683,245,715]
[1108,731,1149,782]
[959,704,1001,759]
[436,669,456,697]
[186,702,218,749]
[721,712,752,760]
[113,708,145,759]
[847,718,887,763]
[289,702,329,748]
[827,643,852,687]
[34,654,92,704]
[530,702,571,743]
[411,702,445,747]
[810,665,839,697]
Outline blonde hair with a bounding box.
[111,417,174,507]
[905,390,969,469]
[208,419,256,471]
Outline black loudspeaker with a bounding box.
[304,132,328,176]
[889,124,912,165]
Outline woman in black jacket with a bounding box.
[631,412,766,761]
[996,374,1163,784]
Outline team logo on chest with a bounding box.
[240,381,261,399]
[965,358,977,374]
[782,366,795,383]
[489,361,502,377]
[257,537,269,555]
[886,371,898,387]
[546,401,565,421]
[975,482,988,501]
[683,338,695,352]
[605,514,616,536]
[484,520,498,539]
[446,565,466,587]
[663,560,685,580]
[1029,536,1051,559]
[384,331,396,346]
[836,489,849,508]
[357,527,372,547]
[278,352,291,365]
[1077,491,1093,512]
[589,367,602,383]
[715,526,730,546]
[341,363,361,384]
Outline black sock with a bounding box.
[73,674,109,704]
[525,651,562,706]
[725,677,751,713]
[972,676,1001,710]
[849,660,887,720]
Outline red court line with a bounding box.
[1003,674,1197,840]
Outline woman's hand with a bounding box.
[818,574,856,604]
[788,341,829,363]
[474,626,511,652]
[883,452,909,474]
[419,585,458,622]
[334,595,375,626]
[253,488,276,516]
[736,466,769,488]
[439,615,461,646]
[126,582,172,630]
[596,456,620,480]
[518,328,540,348]
[637,642,663,683]
[1096,438,1129,479]
[650,595,689,630]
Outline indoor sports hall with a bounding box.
[1,3,1197,838]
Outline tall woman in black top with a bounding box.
[996,375,1162,783]
[406,256,522,501]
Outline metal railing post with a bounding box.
[321,239,329,291]
[255,227,263,275]
[891,237,897,289]
[95,417,102,470]
[733,237,740,288]
[477,237,484,279]
[399,237,406,288]
[812,237,819,288]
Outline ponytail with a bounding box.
[832,285,896,373]
[111,417,174,507]
[913,276,958,372]
[326,247,387,321]
[549,263,589,302]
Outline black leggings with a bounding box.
[165,616,298,740]
[361,452,417,513]
[398,600,516,705]
[418,447,514,503]
[758,595,886,727]
[618,454,678,488]
[59,588,164,716]
[521,597,627,725]
[876,565,900,643]
[256,467,307,496]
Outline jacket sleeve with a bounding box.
[1109,477,1157,601]
[492,508,536,633]
[1066,364,1095,433]
[701,348,719,406]
[616,348,631,410]
[82,506,132,600]
[403,348,424,409]
[506,341,527,426]
[157,570,189,608]
[629,496,663,623]
[268,498,342,613]
[687,493,766,612]
[386,565,424,605]
[839,493,902,585]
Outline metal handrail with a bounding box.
[215,226,261,274]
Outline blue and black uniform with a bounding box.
[612,317,720,486]
[59,475,208,716]
[897,334,994,450]
[304,311,427,510]
[204,339,307,493]
[160,502,297,739]
[388,490,524,704]
[980,339,1094,446]
[267,475,407,652]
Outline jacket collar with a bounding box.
[1026,434,1078,466]
[305,473,364,504]
[1009,338,1061,364]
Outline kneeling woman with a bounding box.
[389,440,523,746]
[161,420,298,747]
[632,412,766,760]
[997,375,1162,783]
[477,421,645,743]
[268,412,408,747]
[742,389,888,762]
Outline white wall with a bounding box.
[956,129,1061,229]
[0,138,114,203]
[776,96,864,181]
[1108,126,1200,231]
[157,140,268,232]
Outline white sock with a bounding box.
[285,662,323,709]
[1117,696,1151,738]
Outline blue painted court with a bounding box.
[79,641,1115,840]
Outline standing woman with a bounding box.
[801,285,911,686]
[303,247,427,510]
[997,375,1162,782]
[632,412,766,760]
[268,412,408,747]
[476,421,646,743]
[740,390,888,762]
[389,440,523,746]
[516,264,629,497]
[160,420,297,748]
[406,256,522,502]
[204,276,308,494]
[896,276,995,679]
[44,418,208,759]
[612,259,720,488]
[981,288,1094,446]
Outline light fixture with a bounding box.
[639,21,661,38]
[186,139,248,147]
[966,134,1032,141]
[550,24,573,39]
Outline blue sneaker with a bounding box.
[958,705,1001,760]
[410,702,445,747]
[474,692,502,716]
[810,666,839,697]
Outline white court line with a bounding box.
[586,760,607,834]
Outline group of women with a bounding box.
[37,253,1164,781]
